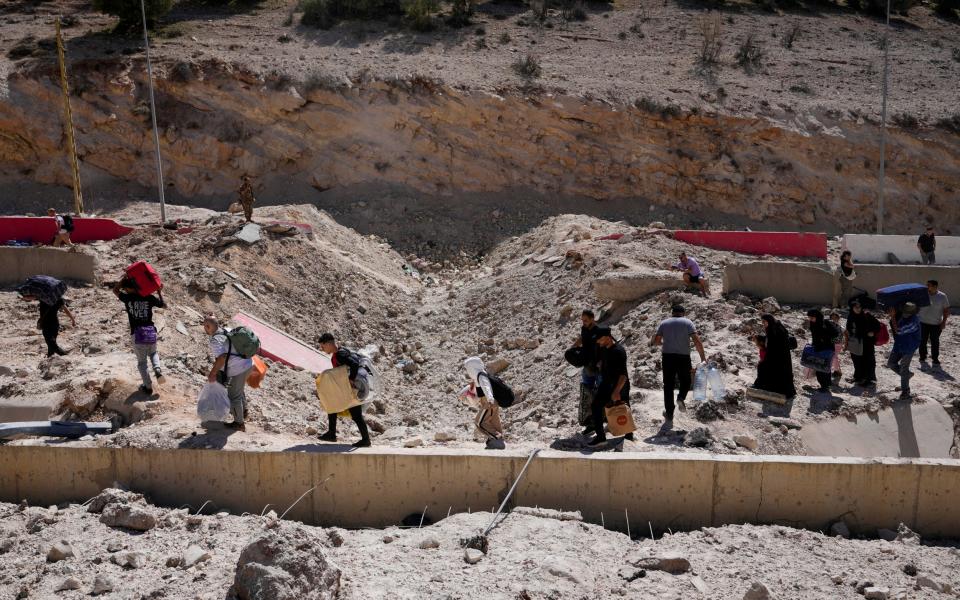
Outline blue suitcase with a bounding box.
[876,283,930,309]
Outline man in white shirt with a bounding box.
[204,316,253,431]
[918,280,950,368]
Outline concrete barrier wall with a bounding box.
[722,262,834,304]
[0,247,96,286]
[724,262,959,307]
[1,447,959,538]
[844,234,960,265]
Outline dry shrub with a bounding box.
[698,12,722,67]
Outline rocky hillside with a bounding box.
[0,0,958,238]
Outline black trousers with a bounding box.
[815,370,832,391]
[328,406,370,441]
[662,353,692,420]
[40,314,60,356]
[851,341,877,383]
[920,323,941,362]
[591,382,630,440]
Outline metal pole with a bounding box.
[55,17,84,216]
[877,0,890,234]
[140,0,166,224]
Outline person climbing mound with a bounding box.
[459,357,514,450]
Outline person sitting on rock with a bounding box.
[114,277,165,395]
[318,333,371,448]
[670,251,708,296]
[459,357,506,450]
[47,208,73,247]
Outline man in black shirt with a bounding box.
[917,227,936,265]
[575,309,602,435]
[588,329,633,446]
[22,296,75,357]
[318,332,372,448]
[114,279,165,394]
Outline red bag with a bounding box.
[875,323,890,346]
[125,261,162,296]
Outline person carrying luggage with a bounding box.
[588,329,633,446]
[114,277,165,394]
[844,299,881,386]
[886,303,921,399]
[318,333,371,448]
[459,357,507,450]
[204,316,254,431]
[18,275,75,357]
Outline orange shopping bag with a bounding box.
[604,403,636,436]
[246,355,268,389]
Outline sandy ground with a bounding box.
[1,0,958,126]
[1,491,959,600]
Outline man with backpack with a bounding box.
[318,333,372,448]
[886,303,921,399]
[114,278,165,395]
[47,208,73,247]
[18,275,75,357]
[460,357,511,450]
[204,316,255,431]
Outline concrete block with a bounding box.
[0,247,95,286]
[594,269,685,302]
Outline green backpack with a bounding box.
[226,326,260,359]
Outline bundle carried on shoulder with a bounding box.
[18,275,66,305]
[125,261,162,296]
[226,326,260,358]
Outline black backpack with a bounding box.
[62,215,75,232]
[481,373,516,408]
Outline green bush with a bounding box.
[404,0,438,30]
[93,0,173,30]
[301,0,405,28]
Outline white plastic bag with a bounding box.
[197,383,231,422]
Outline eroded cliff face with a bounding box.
[1,58,957,231]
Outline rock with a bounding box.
[902,563,917,576]
[87,488,144,514]
[594,269,685,302]
[305,425,318,436]
[418,537,440,549]
[0,366,13,377]
[864,587,890,600]
[733,435,758,450]
[262,281,276,293]
[649,221,666,228]
[767,416,802,430]
[55,577,82,591]
[694,401,722,421]
[685,427,713,447]
[182,544,212,568]
[365,416,385,434]
[916,575,946,592]
[411,352,426,364]
[434,431,457,442]
[464,548,484,564]
[403,437,424,448]
[92,575,115,595]
[743,582,770,600]
[617,566,646,582]
[46,541,74,562]
[486,358,510,374]
[399,360,418,374]
[112,551,147,569]
[235,222,262,244]
[830,521,851,539]
[100,503,157,531]
[895,523,920,545]
[877,528,897,542]
[165,555,181,567]
[761,296,781,313]
[632,552,690,574]
[234,524,341,600]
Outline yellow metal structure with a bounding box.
[55,17,84,216]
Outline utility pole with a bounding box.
[140,0,166,224]
[877,0,891,234]
[55,17,84,216]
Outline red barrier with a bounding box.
[0,217,134,245]
[232,311,332,374]
[673,230,827,260]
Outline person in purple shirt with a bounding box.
[671,251,709,295]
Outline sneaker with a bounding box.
[54,347,69,356]
[352,438,371,448]
[587,435,608,446]
[227,422,246,432]
[138,384,153,395]
[677,399,687,412]
[624,433,635,442]
[661,419,674,431]
[318,431,337,442]
[932,360,941,367]
[154,368,166,384]
[580,426,595,437]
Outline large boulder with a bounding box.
[234,524,341,600]
[593,269,684,302]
